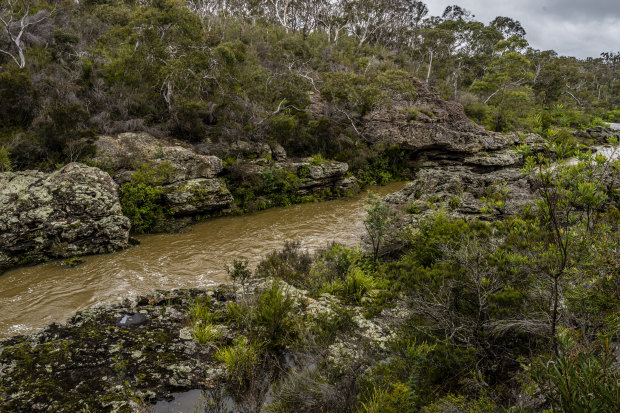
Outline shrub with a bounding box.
[193,323,221,345]
[253,281,298,350]
[405,202,423,214]
[358,382,410,413]
[189,297,216,324]
[256,241,312,288]
[0,66,37,128]
[36,104,96,165]
[119,162,174,233]
[310,153,326,166]
[215,336,260,386]
[525,334,620,412]
[322,267,376,304]
[226,259,252,291]
[0,147,12,172]
[225,301,251,328]
[119,183,169,233]
[363,192,397,260]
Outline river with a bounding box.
[0,182,406,340]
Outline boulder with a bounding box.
[163,178,235,216]
[0,163,130,273]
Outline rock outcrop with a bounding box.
[343,78,547,220]
[0,163,130,273]
[92,133,234,216]
[227,156,359,199]
[574,126,619,144]
[0,279,408,412]
[363,78,510,156]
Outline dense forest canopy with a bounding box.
[0,0,618,170]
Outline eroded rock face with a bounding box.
[93,133,223,185]
[574,126,619,144]
[163,178,235,216]
[0,163,130,273]
[362,78,510,155]
[91,133,235,217]
[362,79,550,220]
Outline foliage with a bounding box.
[256,241,313,288]
[192,323,221,345]
[253,281,298,350]
[363,192,397,260]
[0,147,12,172]
[118,162,174,233]
[226,259,252,291]
[322,266,377,304]
[215,336,261,386]
[525,334,620,412]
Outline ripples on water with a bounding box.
[0,183,405,339]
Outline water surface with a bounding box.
[0,183,405,339]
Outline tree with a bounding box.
[470,38,533,130]
[520,144,619,355]
[363,192,396,260]
[0,0,52,68]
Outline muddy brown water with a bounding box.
[0,182,406,340]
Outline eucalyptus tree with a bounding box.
[0,0,54,68]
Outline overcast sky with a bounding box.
[427,0,620,59]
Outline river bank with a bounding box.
[0,182,405,340]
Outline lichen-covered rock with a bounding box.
[92,133,223,185]
[163,178,235,216]
[359,78,512,156]
[574,126,619,144]
[0,278,410,412]
[296,159,351,194]
[225,155,358,200]
[0,163,130,273]
[386,164,535,218]
[0,288,224,412]
[90,133,235,220]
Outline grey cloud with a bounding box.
[427,0,620,58]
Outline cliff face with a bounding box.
[345,78,546,219]
[0,163,131,273]
[363,78,510,155]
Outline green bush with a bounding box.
[0,147,12,172]
[256,241,312,288]
[189,297,216,324]
[119,162,174,233]
[253,281,298,350]
[322,267,376,304]
[215,336,260,386]
[526,334,620,412]
[358,382,410,413]
[193,323,221,345]
[0,66,37,128]
[119,183,169,233]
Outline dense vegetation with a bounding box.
[0,0,618,172]
[1,0,619,410]
[190,143,619,412]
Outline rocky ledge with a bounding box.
[0,279,407,412]
[91,133,235,216]
[574,125,619,144]
[0,163,130,273]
